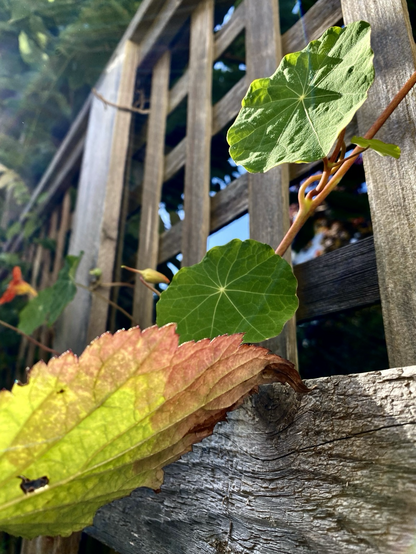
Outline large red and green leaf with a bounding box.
[0,324,308,538]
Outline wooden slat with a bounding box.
[245,0,296,362]
[342,0,416,368]
[51,190,71,283]
[167,1,246,118]
[135,0,200,78]
[213,1,245,60]
[164,74,248,181]
[282,0,342,53]
[295,236,379,322]
[158,173,249,263]
[133,51,171,328]
[39,213,59,362]
[210,172,248,231]
[181,0,214,266]
[209,0,343,142]
[158,220,183,264]
[86,41,141,343]
[54,42,135,355]
[163,0,345,180]
[168,71,189,114]
[164,138,186,182]
[88,366,416,554]
[20,532,82,554]
[212,76,248,135]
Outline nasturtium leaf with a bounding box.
[18,253,82,335]
[350,136,401,159]
[0,324,309,538]
[156,239,298,344]
[227,21,374,173]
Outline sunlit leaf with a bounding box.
[0,324,309,538]
[18,253,82,335]
[227,21,374,172]
[351,136,401,159]
[157,239,298,344]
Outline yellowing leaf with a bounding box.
[0,324,308,538]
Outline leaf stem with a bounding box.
[275,70,416,257]
[0,319,60,356]
[328,148,366,171]
[138,276,161,298]
[95,282,135,289]
[75,282,136,324]
[329,129,346,164]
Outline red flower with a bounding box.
[0,266,38,305]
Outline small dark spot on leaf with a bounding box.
[18,475,49,494]
[57,389,65,394]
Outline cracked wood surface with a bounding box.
[88,366,416,554]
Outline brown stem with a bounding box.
[99,282,135,289]
[76,282,136,324]
[329,148,367,171]
[275,70,416,257]
[297,173,323,210]
[139,276,161,298]
[363,70,416,140]
[0,319,60,356]
[329,129,346,164]
[92,88,150,115]
[315,157,331,193]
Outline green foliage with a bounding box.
[0,325,306,538]
[0,0,142,191]
[227,21,374,172]
[18,253,82,335]
[350,136,401,159]
[157,240,298,344]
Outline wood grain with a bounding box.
[164,137,186,182]
[212,76,248,135]
[181,0,214,266]
[133,51,171,328]
[342,0,416,368]
[295,236,380,322]
[87,40,141,343]
[168,71,189,114]
[88,366,416,554]
[245,0,296,362]
[53,43,128,355]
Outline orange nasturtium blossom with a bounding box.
[0,266,38,305]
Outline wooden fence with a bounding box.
[6,0,416,552]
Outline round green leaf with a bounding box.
[156,239,298,343]
[227,21,374,173]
